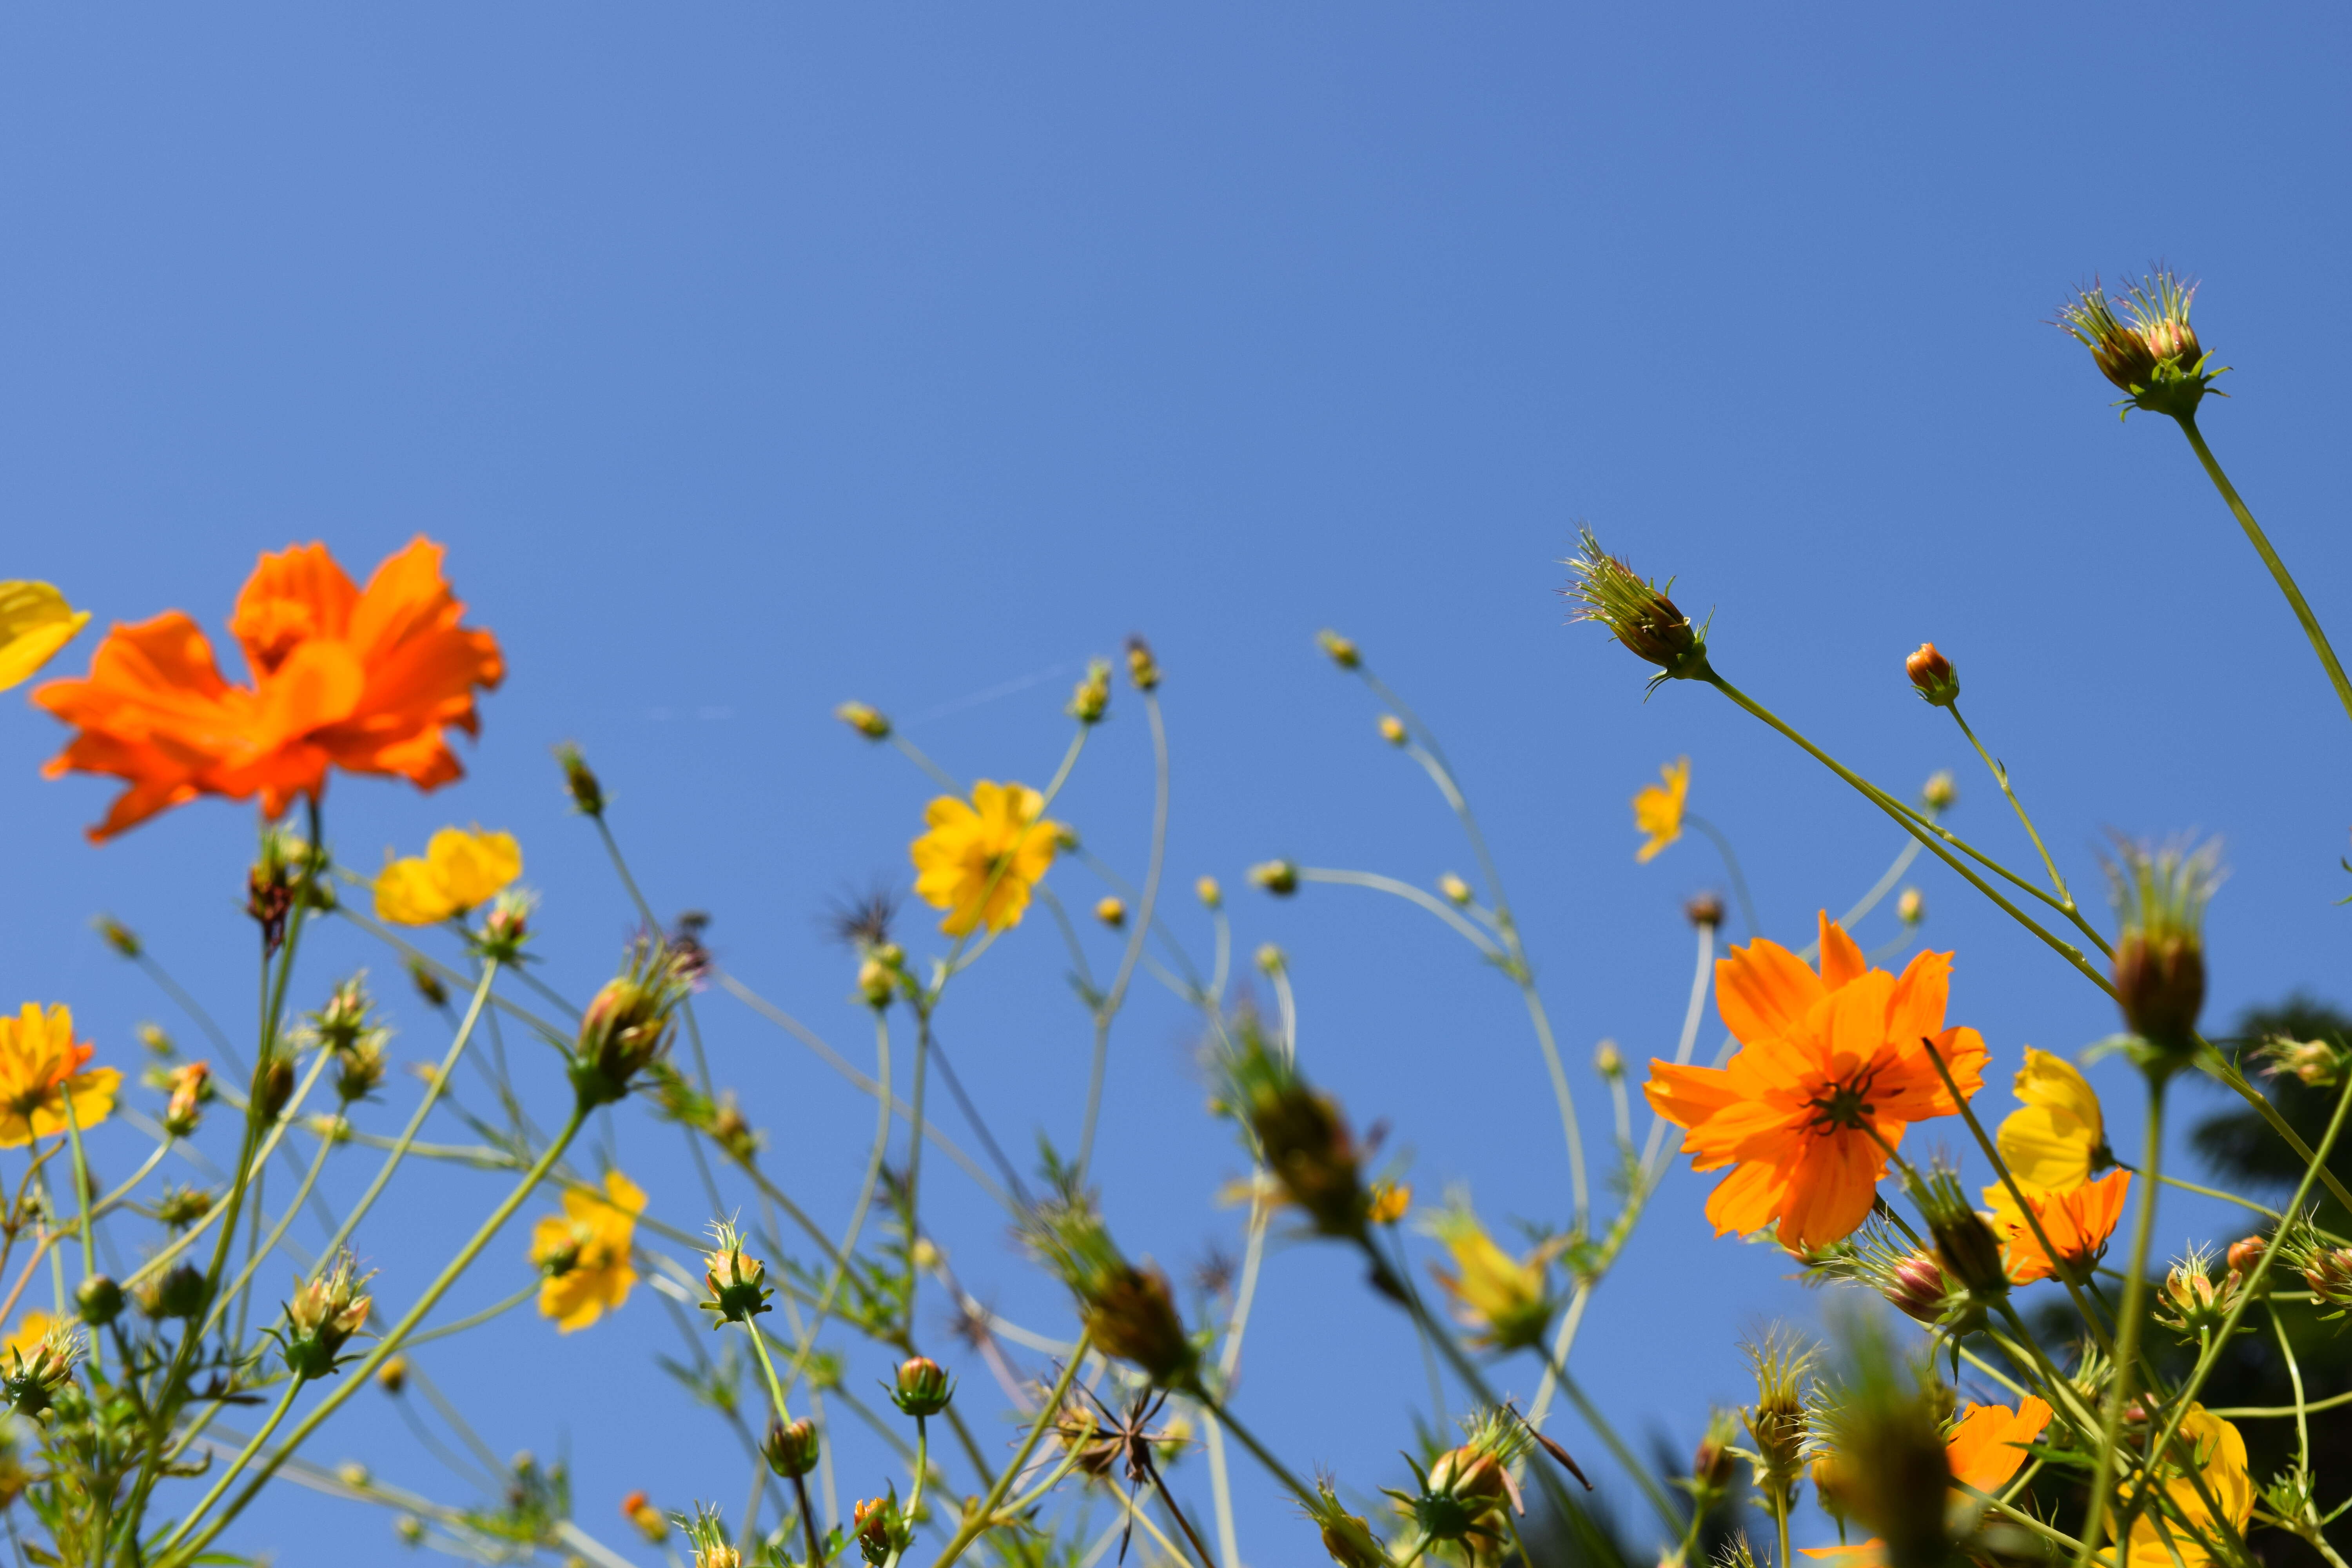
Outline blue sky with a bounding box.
[0,4,2347,1563]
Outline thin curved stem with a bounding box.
[928,1336,1089,1568]
[151,1376,306,1558]
[1947,703,2073,905]
[2074,1078,2166,1566]
[2176,413,2352,727]
[1077,690,1171,1177]
[1296,869,1503,959]
[1683,815,1761,940]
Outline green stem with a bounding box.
[1076,690,1171,1178]
[1948,703,2074,904]
[1186,1390,1317,1512]
[2271,1305,2311,1474]
[1704,673,2112,992]
[201,1106,342,1338]
[747,1317,797,1425]
[2203,1052,2352,1216]
[927,1334,1089,1568]
[2176,413,2352,727]
[1541,1348,1684,1535]
[1684,815,1762,940]
[164,1102,590,1565]
[2074,1077,2166,1567]
[313,960,499,1269]
[151,1375,305,1557]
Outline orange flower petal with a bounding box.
[1715,937,1829,1047]
[1817,912,1867,991]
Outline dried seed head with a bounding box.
[1563,528,1711,687]
[2107,836,2221,1062]
[2056,270,2224,421]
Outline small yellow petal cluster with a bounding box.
[0,1004,120,1149]
[0,583,90,691]
[2117,1405,2251,1568]
[2,1312,53,1363]
[375,827,523,926]
[1633,757,1690,864]
[1424,1201,1559,1352]
[529,1171,645,1333]
[909,781,1064,937]
[1995,1049,2106,1192]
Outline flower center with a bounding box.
[1806,1064,1884,1134]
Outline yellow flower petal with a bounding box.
[910,780,1064,936]
[0,582,89,691]
[3,1311,52,1362]
[1996,1048,2103,1193]
[424,827,522,913]
[1633,756,1690,864]
[374,854,457,926]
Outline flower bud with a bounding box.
[474,891,533,962]
[1811,1452,1854,1523]
[1921,771,1957,811]
[2258,1035,2345,1088]
[335,1035,388,1104]
[1691,1412,1739,1492]
[1904,643,1959,706]
[762,1416,820,1478]
[1317,630,1361,670]
[338,1462,371,1490]
[407,956,450,1010]
[137,1022,174,1057]
[1896,887,1924,927]
[1438,873,1473,907]
[140,1263,211,1322]
[553,741,604,816]
[835,701,891,740]
[1377,714,1406,746]
[853,1495,908,1567]
[621,1491,667,1543]
[1879,1251,1949,1326]
[75,1274,123,1327]
[395,1514,425,1546]
[699,1223,771,1326]
[1094,896,1127,929]
[2155,1248,2235,1341]
[891,1356,954,1417]
[1254,943,1285,975]
[1125,635,1160,691]
[163,1061,211,1137]
[1918,1170,2009,1301]
[1303,1481,1387,1568]
[1247,859,1298,897]
[377,1355,409,1395]
[1083,1264,1194,1385]
[155,1184,213,1231]
[2302,1245,2352,1307]
[857,957,896,1010]
[1194,875,1222,910]
[254,1054,296,1124]
[2226,1235,2269,1280]
[1592,1040,1623,1080]
[1069,660,1112,724]
[94,916,142,959]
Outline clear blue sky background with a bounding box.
[0,5,2346,1563]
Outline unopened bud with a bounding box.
[1904,643,1959,706]
[1922,771,1957,811]
[1592,1041,1623,1080]
[1254,943,1285,975]
[137,1022,174,1057]
[1377,714,1406,746]
[163,1061,211,1137]
[1919,1171,2008,1299]
[1248,859,1298,897]
[1896,887,1924,926]
[553,742,604,817]
[254,1056,296,1123]
[835,701,891,740]
[1684,892,1725,929]
[1438,873,1473,906]
[891,1356,955,1417]
[1194,875,1222,910]
[853,1495,908,1567]
[857,957,895,1010]
[2226,1235,2269,1279]
[95,916,142,958]
[1125,635,1160,691]
[407,957,449,1010]
[1317,630,1361,670]
[762,1417,820,1478]
[75,1275,123,1327]
[1094,896,1127,929]
[378,1355,409,1395]
[1880,1251,1949,1325]
[1069,661,1112,724]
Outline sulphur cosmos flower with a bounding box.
[910,780,1064,936]
[1632,756,1690,864]
[2,1312,52,1363]
[1996,1048,2107,1193]
[0,1004,120,1149]
[0,583,88,691]
[1985,1168,2131,1285]
[2117,1405,2250,1568]
[530,1171,645,1333]
[374,826,523,926]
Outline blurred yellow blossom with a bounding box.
[1633,757,1690,863]
[0,583,89,691]
[3,1312,52,1363]
[0,1004,119,1147]
[1425,1201,1561,1351]
[374,827,522,926]
[2117,1405,2249,1568]
[530,1171,645,1333]
[1996,1049,2106,1193]
[1367,1181,1411,1226]
[911,781,1064,937]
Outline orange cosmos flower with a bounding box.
[1985,1168,2131,1284]
[1644,913,1987,1252]
[1801,1397,2053,1567]
[33,539,503,840]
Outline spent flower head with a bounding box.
[1299,1475,1387,1568]
[2057,270,2225,421]
[1563,527,1711,689]
[1739,1327,1817,1510]
[1020,1185,1196,1385]
[1212,1011,1370,1239]
[698,1220,771,1327]
[280,1250,376,1379]
[2106,835,2222,1063]
[571,942,695,1107]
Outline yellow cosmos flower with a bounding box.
[1633,757,1690,864]
[374,827,523,926]
[530,1171,645,1333]
[2,1312,52,1362]
[1996,1048,2107,1193]
[0,583,89,691]
[909,780,1065,936]
[0,1004,120,1148]
[1424,1201,1563,1352]
[2116,1405,2250,1568]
